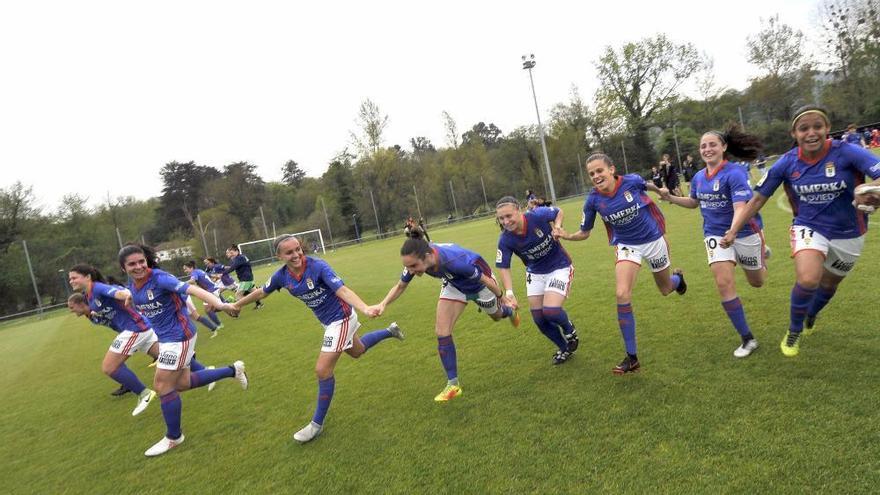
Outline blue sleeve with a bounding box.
[446,257,482,282]
[689,176,699,199]
[222,257,241,275]
[755,157,787,197]
[495,237,514,269]
[580,196,597,232]
[534,206,559,223]
[318,262,345,292]
[92,282,120,299]
[262,269,284,294]
[154,272,190,296]
[627,173,648,191]
[844,144,880,179]
[728,169,754,203]
[399,267,415,283]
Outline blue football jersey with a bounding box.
[189,268,218,292]
[496,206,571,274]
[86,281,151,333]
[401,243,491,295]
[207,264,235,286]
[263,257,348,325]
[580,174,665,245]
[224,254,254,282]
[128,268,195,342]
[690,162,764,237]
[756,140,880,239]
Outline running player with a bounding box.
[233,235,403,444]
[722,105,880,356]
[224,246,264,309]
[495,196,579,365]
[205,257,237,302]
[369,231,520,401]
[557,153,687,375]
[183,260,224,336]
[661,126,767,357]
[118,244,248,456]
[67,264,159,416]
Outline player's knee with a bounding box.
[314,366,333,380]
[615,288,632,303]
[747,276,765,288]
[101,363,118,376]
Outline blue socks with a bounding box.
[617,303,637,355]
[671,273,682,291]
[189,365,234,389]
[160,391,182,439]
[542,306,574,335]
[530,309,569,352]
[500,305,513,318]
[190,358,205,372]
[360,329,393,351]
[437,335,458,382]
[207,311,221,326]
[807,286,837,320]
[109,364,146,395]
[197,316,218,332]
[722,297,754,343]
[790,283,818,333]
[312,376,335,425]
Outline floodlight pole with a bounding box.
[576,152,586,193]
[479,175,489,212]
[673,124,683,168]
[369,189,381,237]
[320,196,335,249]
[522,54,556,204]
[449,180,459,218]
[620,141,629,174]
[23,240,43,317]
[413,185,423,220]
[196,214,210,258]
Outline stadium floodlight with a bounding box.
[237,228,327,265]
[521,53,556,204]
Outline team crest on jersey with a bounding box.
[624,191,633,202]
[495,249,502,263]
[535,228,544,238]
[95,299,102,307]
[147,290,154,300]
[306,278,315,290]
[825,162,836,177]
[712,179,720,191]
[791,170,801,179]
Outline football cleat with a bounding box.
[552,350,572,365]
[433,384,462,402]
[733,339,759,358]
[388,322,405,340]
[111,385,131,397]
[293,421,323,443]
[509,308,521,328]
[803,315,818,336]
[132,389,157,416]
[780,331,801,357]
[210,329,219,339]
[612,355,640,375]
[233,361,249,390]
[144,435,185,457]
[673,269,687,295]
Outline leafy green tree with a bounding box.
[281,160,306,188]
[154,161,220,241]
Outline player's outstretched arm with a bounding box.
[186,284,236,315]
[374,280,409,315]
[478,274,504,300]
[720,194,769,248]
[233,287,267,310]
[112,288,134,307]
[665,193,699,209]
[335,286,370,315]
[560,228,591,242]
[498,268,518,310]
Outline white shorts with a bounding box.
[321,311,361,353]
[109,329,158,356]
[790,226,865,277]
[200,289,222,308]
[156,334,197,370]
[185,297,197,315]
[704,233,765,271]
[440,282,499,315]
[616,237,671,273]
[525,266,574,297]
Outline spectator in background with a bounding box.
[418,217,431,242]
[651,166,664,188]
[682,154,697,182]
[871,129,880,148]
[842,124,867,148]
[662,154,682,196]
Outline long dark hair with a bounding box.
[118,244,160,270]
[69,263,107,283]
[401,230,432,258]
[704,124,763,161]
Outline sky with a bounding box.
[0,0,819,211]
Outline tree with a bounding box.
[747,15,809,79]
[154,161,220,241]
[0,182,40,254]
[461,122,503,148]
[216,162,266,236]
[442,110,459,149]
[281,160,306,188]
[594,34,703,167]
[351,98,389,156]
[410,137,436,154]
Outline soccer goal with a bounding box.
[237,229,326,264]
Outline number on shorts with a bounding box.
[705,238,718,250]
[797,228,814,240]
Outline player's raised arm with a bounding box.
[335,286,370,315]
[720,193,768,248]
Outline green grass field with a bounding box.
[2,190,879,494]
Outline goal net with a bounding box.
[237,229,326,265]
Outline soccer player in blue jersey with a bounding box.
[204,257,237,302]
[495,196,579,365]
[557,153,687,375]
[67,264,160,416]
[224,245,264,309]
[722,105,880,356]
[661,127,767,358]
[842,124,867,148]
[232,234,402,443]
[370,231,520,401]
[183,260,224,336]
[118,244,248,456]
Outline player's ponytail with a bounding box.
[117,244,160,270]
[68,263,107,283]
[401,233,431,259]
[705,124,763,161]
